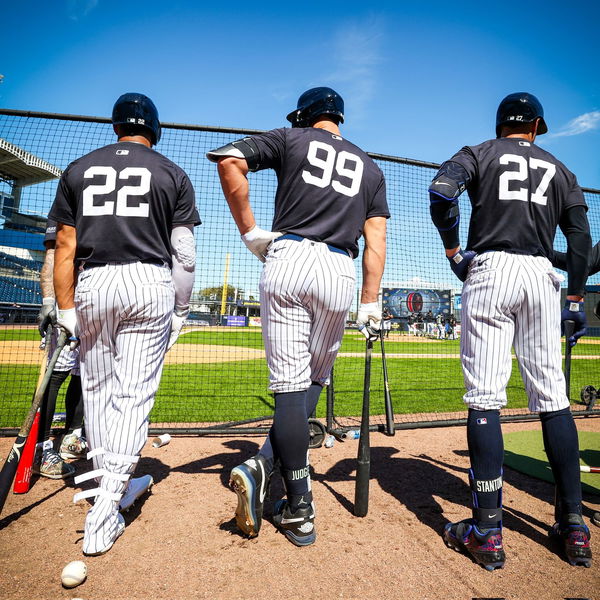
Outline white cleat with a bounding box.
[119,475,154,512]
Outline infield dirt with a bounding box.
[0,419,598,599]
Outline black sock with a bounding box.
[305,382,323,418]
[467,409,503,530]
[38,370,69,444]
[64,375,83,433]
[270,391,310,499]
[540,408,582,518]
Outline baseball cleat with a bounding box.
[34,448,76,479]
[273,499,316,547]
[229,455,270,537]
[83,512,125,556]
[549,514,592,567]
[443,519,505,571]
[59,433,88,460]
[119,475,154,512]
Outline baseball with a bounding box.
[61,560,87,588]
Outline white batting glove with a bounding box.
[357,302,382,341]
[241,225,283,263]
[167,306,190,351]
[56,307,79,350]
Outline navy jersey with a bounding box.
[248,127,389,258]
[447,138,586,257]
[49,142,200,267]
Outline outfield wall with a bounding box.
[0,110,598,434]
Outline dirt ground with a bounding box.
[0,420,598,600]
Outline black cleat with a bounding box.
[273,499,316,547]
[444,519,505,571]
[549,513,592,567]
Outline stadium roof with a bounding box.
[0,138,62,186]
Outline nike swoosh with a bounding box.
[258,461,266,503]
[487,513,498,519]
[280,516,310,524]
[434,182,451,186]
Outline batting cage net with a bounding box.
[0,109,598,438]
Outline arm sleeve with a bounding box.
[558,205,591,297]
[170,225,196,309]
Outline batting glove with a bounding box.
[241,225,283,263]
[448,249,477,282]
[357,302,382,341]
[561,300,586,347]
[56,307,79,350]
[167,306,190,351]
[37,298,56,337]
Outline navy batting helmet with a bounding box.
[496,92,548,138]
[286,87,344,128]
[112,93,162,145]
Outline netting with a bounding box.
[0,110,598,434]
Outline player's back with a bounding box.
[452,138,583,257]
[50,141,194,266]
[251,127,388,258]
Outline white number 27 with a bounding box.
[498,154,555,206]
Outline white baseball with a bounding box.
[61,560,87,588]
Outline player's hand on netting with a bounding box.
[241,225,283,262]
[447,249,477,282]
[167,306,190,351]
[37,298,56,337]
[56,307,79,350]
[561,300,586,347]
[357,302,382,341]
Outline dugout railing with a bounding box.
[0,109,598,439]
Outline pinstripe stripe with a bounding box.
[260,238,355,393]
[461,251,569,412]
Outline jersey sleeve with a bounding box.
[172,171,201,226]
[445,146,479,187]
[47,167,77,227]
[247,128,287,172]
[563,170,588,212]
[366,172,390,219]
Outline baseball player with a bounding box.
[34,219,86,479]
[207,86,389,546]
[429,92,592,569]
[50,93,200,555]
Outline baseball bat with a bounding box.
[13,329,52,494]
[0,330,68,514]
[380,331,395,437]
[563,320,575,401]
[580,465,600,474]
[354,337,373,517]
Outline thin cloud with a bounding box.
[323,18,384,124]
[547,111,600,138]
[67,0,98,21]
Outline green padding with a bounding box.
[503,430,600,496]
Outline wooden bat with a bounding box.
[563,319,575,400]
[12,332,52,494]
[354,337,373,517]
[0,330,68,514]
[580,465,600,474]
[380,332,395,436]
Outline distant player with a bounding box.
[208,86,388,546]
[429,92,592,569]
[50,93,200,555]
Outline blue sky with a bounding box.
[2,1,599,188]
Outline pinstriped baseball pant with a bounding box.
[461,251,569,412]
[260,237,355,393]
[74,262,173,553]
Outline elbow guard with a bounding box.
[206,137,261,172]
[429,161,469,201]
[172,227,196,271]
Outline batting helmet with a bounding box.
[286,87,344,128]
[495,92,548,138]
[112,93,162,145]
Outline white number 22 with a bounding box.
[302,141,364,197]
[83,166,152,217]
[498,154,555,206]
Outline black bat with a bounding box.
[563,320,575,401]
[0,330,68,515]
[354,337,373,517]
[380,331,395,436]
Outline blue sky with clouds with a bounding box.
[1,0,599,188]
